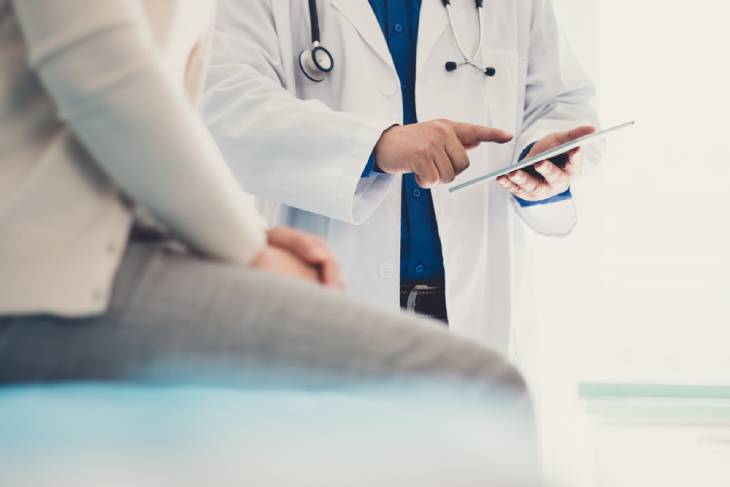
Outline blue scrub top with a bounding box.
[367,0,445,282]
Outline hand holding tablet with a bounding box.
[448,121,635,194]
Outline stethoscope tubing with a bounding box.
[445,2,485,67]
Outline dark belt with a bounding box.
[400,280,448,325]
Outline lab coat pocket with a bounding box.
[481,49,519,136]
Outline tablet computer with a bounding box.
[448,120,635,193]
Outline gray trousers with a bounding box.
[0,241,526,397]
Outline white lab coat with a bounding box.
[203,0,598,354]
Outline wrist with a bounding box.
[373,124,402,171]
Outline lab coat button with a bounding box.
[378,262,395,279]
[380,81,397,96]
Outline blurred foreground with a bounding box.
[0,383,541,486]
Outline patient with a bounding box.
[0,0,528,406]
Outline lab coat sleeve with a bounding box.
[513,0,603,237]
[12,0,267,265]
[202,0,398,225]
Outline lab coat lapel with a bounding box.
[417,0,463,75]
[330,0,393,68]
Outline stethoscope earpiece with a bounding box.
[445,61,497,77]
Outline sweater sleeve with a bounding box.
[12,0,267,266]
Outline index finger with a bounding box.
[553,125,596,145]
[450,122,513,148]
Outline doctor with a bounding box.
[203,0,599,353]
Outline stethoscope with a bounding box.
[299,0,496,83]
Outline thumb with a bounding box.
[553,125,596,145]
[451,122,513,148]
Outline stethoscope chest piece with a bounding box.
[299,43,334,83]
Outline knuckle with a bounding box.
[416,145,430,159]
[433,122,448,136]
[453,164,467,176]
[439,170,451,183]
[413,160,427,174]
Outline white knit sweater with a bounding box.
[0,0,266,316]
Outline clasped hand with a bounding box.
[252,227,345,290]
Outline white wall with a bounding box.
[530,1,730,485]
[593,0,730,385]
